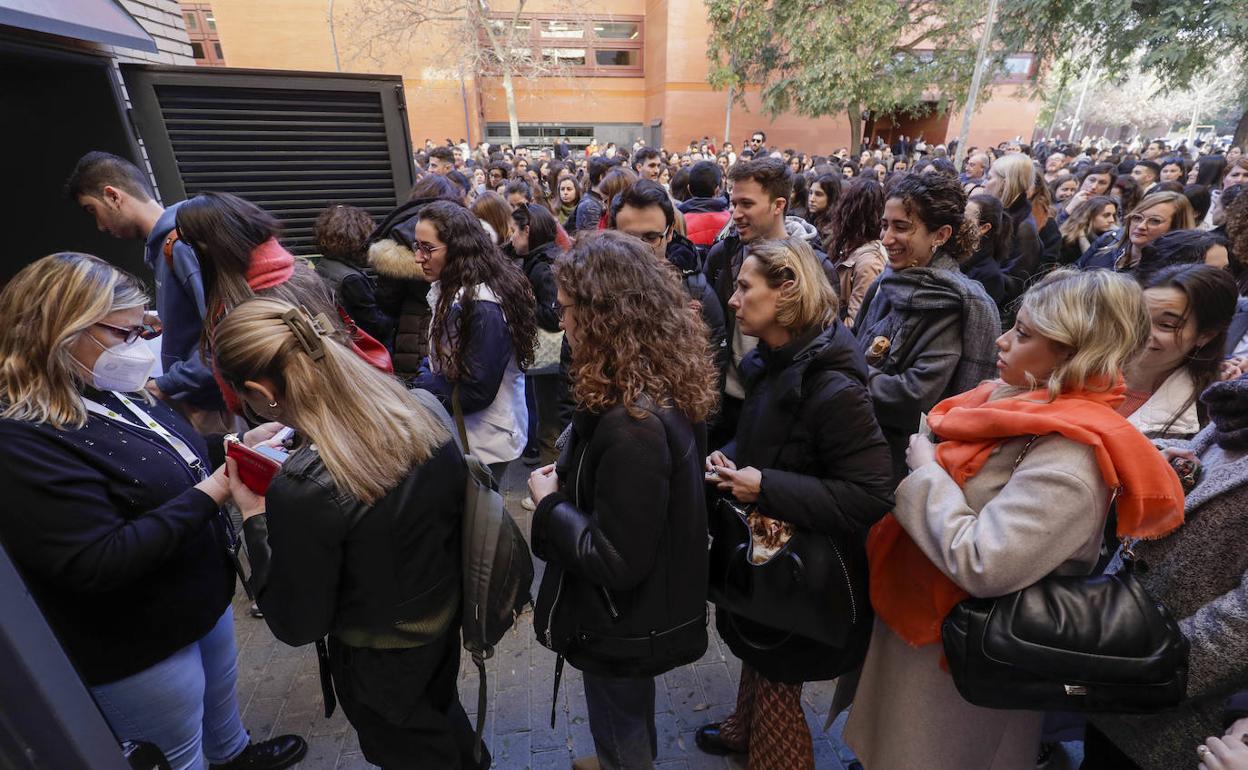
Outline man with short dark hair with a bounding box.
[572,156,613,232]
[633,146,663,182]
[749,131,766,154]
[679,161,731,252]
[428,146,455,175]
[64,151,226,428]
[1144,140,1167,160]
[1133,159,1161,193]
[610,180,726,376]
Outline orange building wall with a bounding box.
[207,0,1040,154]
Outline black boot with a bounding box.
[209,736,307,770]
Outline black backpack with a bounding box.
[411,387,533,763]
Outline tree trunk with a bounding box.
[501,68,520,148]
[1233,104,1248,152]
[847,104,862,155]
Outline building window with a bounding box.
[179,2,226,66]
[484,15,643,77]
[997,53,1036,82]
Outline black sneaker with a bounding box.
[209,735,307,770]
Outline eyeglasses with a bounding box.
[1127,213,1168,229]
[414,242,446,257]
[96,315,162,344]
[556,302,575,321]
[630,227,671,246]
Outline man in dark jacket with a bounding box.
[572,156,613,232]
[610,180,729,380]
[679,161,732,256]
[704,158,794,447]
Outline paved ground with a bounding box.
[229,463,1085,769]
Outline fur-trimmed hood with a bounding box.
[368,237,425,281]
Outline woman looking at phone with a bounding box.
[212,298,485,769]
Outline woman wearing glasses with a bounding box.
[0,253,305,770]
[1078,191,1197,272]
[410,200,537,480]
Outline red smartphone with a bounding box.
[224,435,287,495]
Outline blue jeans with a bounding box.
[91,607,250,770]
[582,672,657,770]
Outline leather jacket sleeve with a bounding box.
[243,471,351,646]
[531,411,672,591]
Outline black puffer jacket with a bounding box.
[713,322,894,683]
[523,241,561,333]
[369,198,442,378]
[531,401,709,678]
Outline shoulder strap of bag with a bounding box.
[450,385,470,452]
[162,228,180,266]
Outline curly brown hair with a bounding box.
[1224,183,1248,294]
[887,172,979,263]
[554,231,718,423]
[313,204,374,266]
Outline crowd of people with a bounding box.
[0,127,1247,770]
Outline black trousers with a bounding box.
[328,633,486,769]
[1081,724,1143,769]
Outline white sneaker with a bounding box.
[521,496,536,511]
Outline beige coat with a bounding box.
[845,433,1111,769]
[838,241,887,328]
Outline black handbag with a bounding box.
[708,495,871,656]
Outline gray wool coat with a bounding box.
[1092,425,1248,769]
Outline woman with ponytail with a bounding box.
[212,298,486,769]
[844,269,1186,769]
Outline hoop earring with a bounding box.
[268,400,278,409]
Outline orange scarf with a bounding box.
[867,379,1185,648]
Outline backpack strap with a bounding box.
[450,385,471,452]
[162,228,180,266]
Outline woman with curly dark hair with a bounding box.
[853,173,1001,481]
[410,200,537,479]
[527,230,716,770]
[313,204,394,343]
[827,176,888,327]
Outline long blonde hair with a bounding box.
[1017,269,1150,401]
[212,298,449,504]
[0,253,148,428]
[992,153,1035,209]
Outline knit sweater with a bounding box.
[1092,425,1248,769]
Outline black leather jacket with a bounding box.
[244,435,467,648]
[531,401,709,678]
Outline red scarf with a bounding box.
[246,238,295,289]
[867,379,1185,648]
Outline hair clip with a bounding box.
[281,307,332,361]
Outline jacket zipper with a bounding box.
[601,587,620,620]
[543,440,587,647]
[828,538,857,625]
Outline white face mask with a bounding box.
[79,334,156,392]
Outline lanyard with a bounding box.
[81,392,206,480]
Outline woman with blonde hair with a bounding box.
[845,269,1186,769]
[985,152,1044,301]
[1058,195,1119,265]
[527,231,717,770]
[694,237,893,769]
[1078,191,1197,272]
[212,297,485,769]
[0,253,305,770]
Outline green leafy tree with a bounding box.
[995,0,1248,147]
[705,0,1014,149]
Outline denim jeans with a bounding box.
[582,672,657,770]
[91,607,250,770]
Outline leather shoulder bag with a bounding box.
[941,436,1189,714]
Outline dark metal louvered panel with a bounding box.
[121,66,415,257]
